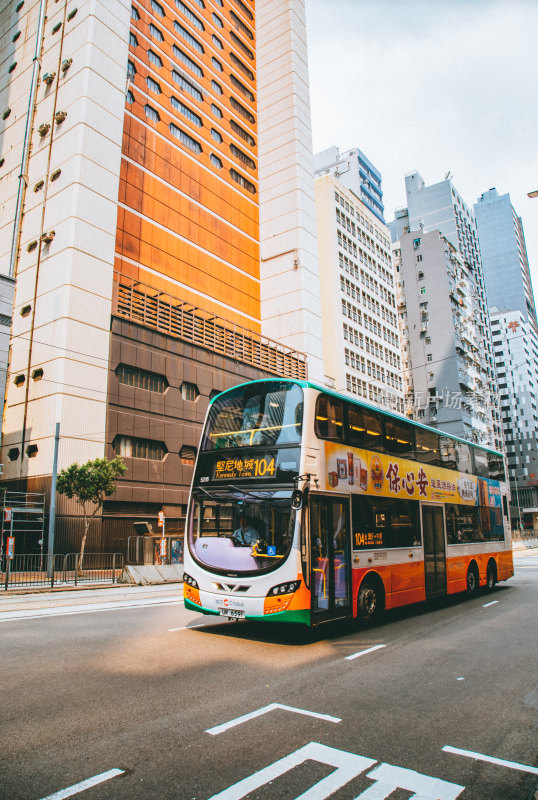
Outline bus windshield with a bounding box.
[188,489,295,575]
[202,381,303,450]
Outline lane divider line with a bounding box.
[345,644,386,661]
[442,746,538,775]
[39,768,125,799]
[206,703,341,735]
[482,600,499,607]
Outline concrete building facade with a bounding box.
[314,145,385,223]
[315,170,403,413]
[0,0,320,552]
[389,172,501,450]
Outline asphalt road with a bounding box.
[0,553,536,800]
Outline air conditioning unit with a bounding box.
[54,110,67,124]
[40,230,55,244]
[42,72,56,85]
[37,123,50,137]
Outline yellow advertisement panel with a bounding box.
[324,442,478,505]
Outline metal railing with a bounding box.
[1,553,124,590]
[127,536,183,566]
[113,272,308,380]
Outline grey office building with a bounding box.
[475,189,538,522]
[389,172,501,450]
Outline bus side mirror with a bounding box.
[291,490,303,510]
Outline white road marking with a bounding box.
[345,644,386,661]
[206,742,375,800]
[38,768,125,799]
[206,742,465,800]
[0,598,182,623]
[359,762,464,799]
[168,623,209,632]
[482,600,499,607]
[443,745,538,775]
[205,703,341,735]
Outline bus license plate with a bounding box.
[219,608,244,619]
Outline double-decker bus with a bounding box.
[183,379,513,626]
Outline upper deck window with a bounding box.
[202,382,303,450]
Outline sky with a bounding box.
[305,0,538,288]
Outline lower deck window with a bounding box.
[352,496,420,549]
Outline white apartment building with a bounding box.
[490,309,538,482]
[315,171,403,413]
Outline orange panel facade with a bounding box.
[115,0,259,329]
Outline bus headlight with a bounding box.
[183,573,199,589]
[267,580,300,597]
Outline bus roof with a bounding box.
[208,378,505,459]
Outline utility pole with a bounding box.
[47,423,60,578]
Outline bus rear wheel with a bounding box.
[486,561,497,592]
[357,579,383,624]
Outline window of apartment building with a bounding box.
[145,104,160,122]
[151,0,165,15]
[211,80,223,95]
[427,354,433,362]
[126,90,134,104]
[127,60,136,78]
[211,127,223,142]
[211,103,223,118]
[212,56,223,72]
[230,168,256,193]
[129,32,138,47]
[417,270,424,280]
[230,96,254,123]
[230,119,255,146]
[180,445,197,465]
[146,76,161,94]
[169,123,202,153]
[230,10,253,39]
[230,52,254,81]
[210,154,222,169]
[116,364,167,393]
[173,45,204,78]
[171,96,202,126]
[413,238,421,249]
[172,71,203,101]
[174,22,204,54]
[212,34,223,49]
[212,12,223,27]
[420,287,426,295]
[230,31,253,60]
[131,5,139,20]
[416,254,423,262]
[114,435,167,461]
[181,382,199,401]
[230,143,255,169]
[230,74,254,102]
[176,0,205,31]
[148,50,163,68]
[149,24,164,41]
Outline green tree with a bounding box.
[56,457,127,571]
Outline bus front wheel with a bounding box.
[466,563,479,596]
[357,579,383,624]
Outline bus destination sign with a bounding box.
[213,453,277,481]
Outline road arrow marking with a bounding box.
[206,703,341,735]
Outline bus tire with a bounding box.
[486,560,497,592]
[466,563,479,596]
[357,577,384,624]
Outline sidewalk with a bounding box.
[0,582,183,615]
[512,537,538,550]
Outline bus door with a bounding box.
[310,496,351,620]
[421,503,446,597]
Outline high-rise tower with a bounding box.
[0,0,321,548]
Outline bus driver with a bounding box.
[232,516,259,547]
